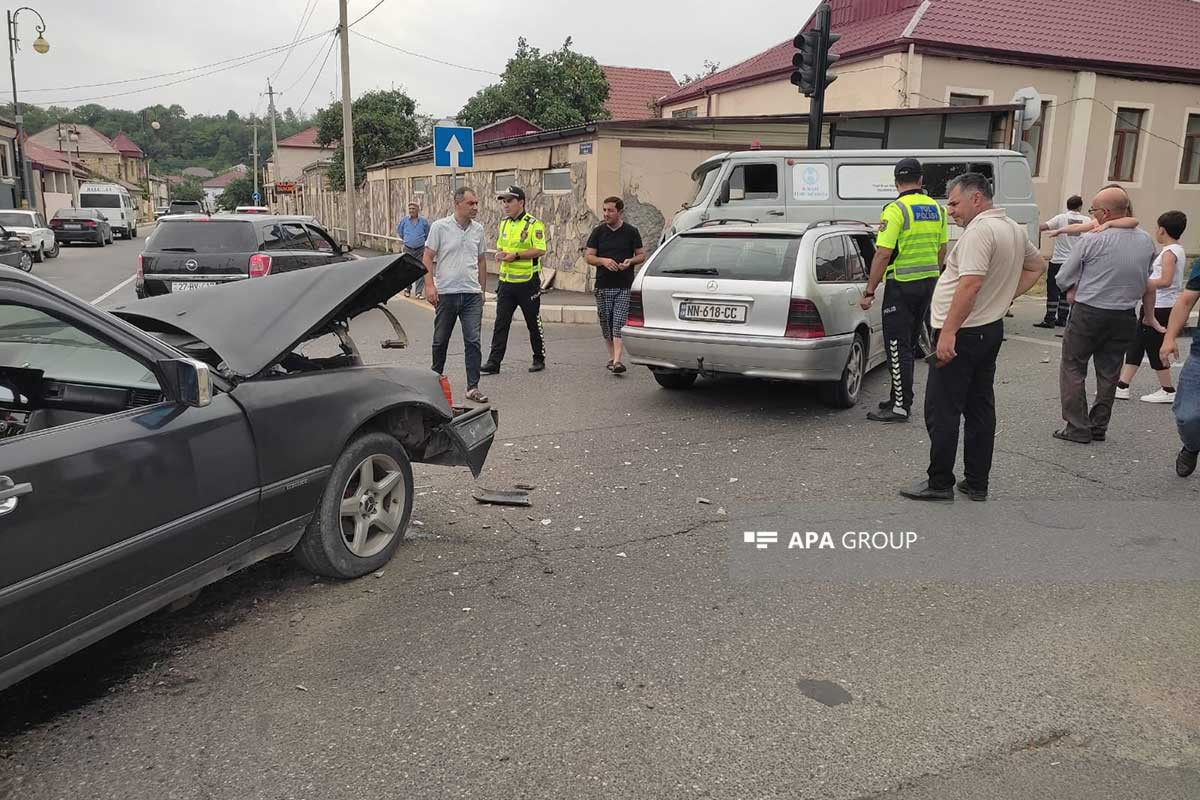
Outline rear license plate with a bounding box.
[171,281,217,292]
[679,302,747,323]
[64,224,81,230]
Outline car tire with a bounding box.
[821,331,867,409]
[32,246,44,263]
[16,251,33,272]
[653,370,698,390]
[130,227,138,239]
[294,431,414,579]
[45,240,59,259]
[97,233,105,246]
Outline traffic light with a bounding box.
[791,30,820,97]
[823,30,841,90]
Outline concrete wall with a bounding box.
[617,143,732,250]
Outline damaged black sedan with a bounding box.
[0,254,496,692]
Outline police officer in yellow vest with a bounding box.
[860,158,948,423]
[482,185,548,373]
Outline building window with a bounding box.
[948,93,987,107]
[1181,114,1200,184]
[1022,101,1052,177]
[671,107,699,118]
[541,169,572,193]
[493,171,516,192]
[411,176,429,195]
[452,174,467,191]
[0,143,10,177]
[1109,108,1144,182]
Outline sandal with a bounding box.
[611,362,627,374]
[464,387,489,403]
[606,360,614,371]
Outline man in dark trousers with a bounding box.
[899,173,1045,501]
[481,186,547,374]
[585,196,646,374]
[860,158,948,423]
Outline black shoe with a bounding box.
[1055,319,1068,327]
[956,479,988,501]
[878,398,896,410]
[1052,428,1091,444]
[528,360,545,373]
[867,408,910,423]
[1177,448,1199,478]
[1091,430,1107,442]
[480,362,500,375]
[1033,320,1055,329]
[899,480,954,501]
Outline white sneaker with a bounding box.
[1140,388,1176,404]
[1114,386,1131,400]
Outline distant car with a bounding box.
[0,225,32,271]
[49,208,113,247]
[137,214,355,298]
[79,181,138,239]
[0,254,498,692]
[235,206,271,214]
[621,222,886,408]
[165,200,205,216]
[0,210,58,262]
[155,205,170,219]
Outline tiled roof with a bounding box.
[110,131,145,158]
[278,127,331,149]
[601,65,679,120]
[659,0,1200,106]
[203,164,248,188]
[28,123,120,155]
[22,138,77,173]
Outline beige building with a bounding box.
[656,0,1200,255]
[265,127,335,209]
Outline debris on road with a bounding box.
[373,571,385,579]
[616,552,628,558]
[697,497,712,505]
[540,519,552,526]
[472,488,533,507]
[515,482,538,490]
[295,684,309,692]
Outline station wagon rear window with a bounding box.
[646,233,802,282]
[147,221,258,253]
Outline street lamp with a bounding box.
[7,6,49,208]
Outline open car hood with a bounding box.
[112,254,424,379]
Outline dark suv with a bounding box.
[164,200,205,216]
[137,215,354,298]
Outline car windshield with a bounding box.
[0,305,159,391]
[80,194,121,209]
[146,220,258,253]
[0,212,34,227]
[647,232,803,282]
[687,163,722,208]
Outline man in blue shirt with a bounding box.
[1162,256,1200,477]
[398,200,431,298]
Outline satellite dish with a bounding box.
[1011,87,1043,131]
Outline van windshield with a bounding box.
[80,194,121,209]
[687,164,722,208]
[647,232,802,282]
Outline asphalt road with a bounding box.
[1,261,1197,800]
[29,223,148,307]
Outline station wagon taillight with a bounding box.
[248,253,272,278]
[626,291,644,327]
[784,299,825,338]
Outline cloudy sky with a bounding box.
[16,0,822,120]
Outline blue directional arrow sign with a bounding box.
[433,125,474,169]
[252,191,261,204]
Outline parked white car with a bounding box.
[0,209,58,262]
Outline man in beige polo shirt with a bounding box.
[899,173,1046,502]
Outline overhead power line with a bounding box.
[272,0,321,80]
[349,0,390,27]
[351,31,501,76]
[299,34,340,113]
[25,30,331,95]
[283,31,338,94]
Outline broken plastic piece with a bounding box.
[472,488,532,507]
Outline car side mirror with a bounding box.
[158,358,212,408]
[716,179,730,206]
[340,243,354,255]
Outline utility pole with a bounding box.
[266,80,281,210]
[251,118,259,199]
[338,0,356,246]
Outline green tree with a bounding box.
[216,175,256,210]
[173,179,205,202]
[458,37,610,130]
[315,89,422,191]
[680,60,721,86]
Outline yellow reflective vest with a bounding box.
[876,190,947,282]
[496,213,547,283]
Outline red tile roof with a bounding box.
[601,65,679,120]
[110,131,145,158]
[203,165,248,189]
[22,138,77,174]
[659,0,1200,106]
[278,127,330,149]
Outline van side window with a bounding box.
[727,163,779,202]
[922,163,995,198]
[814,236,848,282]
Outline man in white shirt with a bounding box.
[1035,195,1090,328]
[423,187,489,403]
[900,173,1045,502]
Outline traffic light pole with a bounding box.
[807,2,832,150]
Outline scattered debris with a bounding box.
[697,497,712,505]
[542,567,554,575]
[616,552,628,558]
[295,684,309,692]
[462,607,472,612]
[515,482,538,491]
[472,488,532,507]
[482,524,492,529]
[540,519,552,526]
[573,527,582,532]
[289,612,304,624]
[729,477,739,483]
[717,507,727,515]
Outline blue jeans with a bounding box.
[432,292,483,390]
[404,245,425,296]
[1174,352,1200,452]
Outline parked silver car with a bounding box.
[621,222,886,407]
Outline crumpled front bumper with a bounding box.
[424,405,499,477]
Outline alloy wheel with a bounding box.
[338,453,407,558]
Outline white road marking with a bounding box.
[90,275,136,305]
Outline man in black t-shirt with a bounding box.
[585,196,645,374]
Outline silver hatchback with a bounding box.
[621,223,886,407]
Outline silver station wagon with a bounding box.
[621,222,886,407]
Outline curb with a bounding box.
[392,293,597,325]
